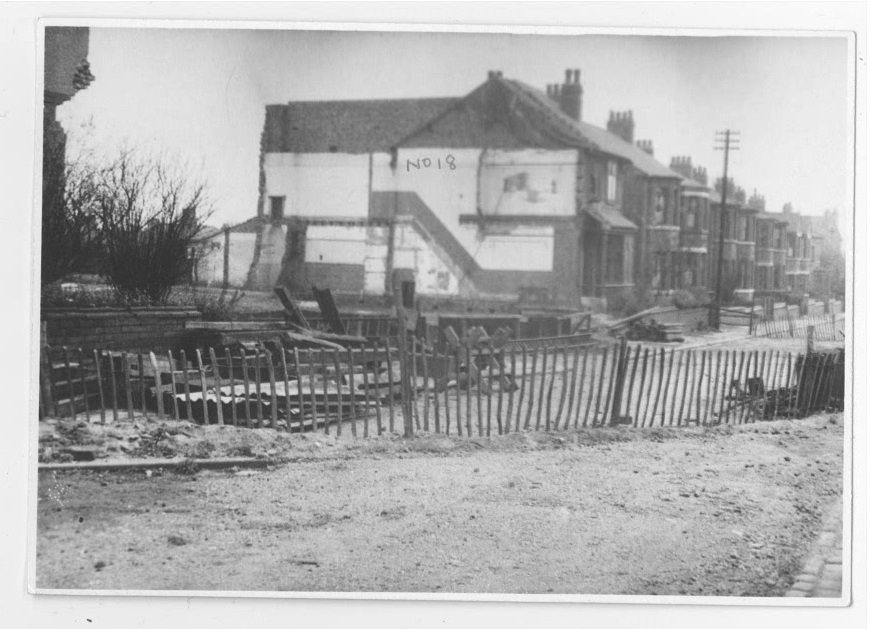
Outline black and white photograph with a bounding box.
[24,10,857,609]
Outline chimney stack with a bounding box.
[607,110,635,144]
[556,68,583,122]
[669,155,693,179]
[488,70,502,80]
[691,166,708,186]
[636,139,654,156]
[748,190,766,211]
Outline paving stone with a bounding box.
[821,564,842,580]
[826,554,843,565]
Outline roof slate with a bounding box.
[265,98,459,154]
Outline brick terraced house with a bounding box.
[194,69,841,310]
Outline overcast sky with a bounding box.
[59,27,852,229]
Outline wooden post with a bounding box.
[180,350,193,421]
[807,324,815,354]
[555,346,570,431]
[392,282,413,438]
[304,349,318,432]
[209,348,225,426]
[666,351,682,426]
[410,338,420,431]
[195,350,208,424]
[626,345,641,427]
[440,346,449,435]
[149,352,165,419]
[540,346,553,431]
[659,349,676,427]
[167,350,180,421]
[486,340,494,436]
[345,348,358,437]
[475,345,484,437]
[62,347,75,420]
[107,351,119,423]
[717,350,731,424]
[466,343,474,437]
[123,354,134,421]
[240,348,252,428]
[516,346,528,432]
[591,347,610,427]
[326,350,340,436]
[523,348,538,431]
[137,353,148,419]
[265,349,278,429]
[496,344,506,435]
[359,346,372,438]
[254,347,264,428]
[385,342,396,433]
[281,349,292,432]
[582,348,598,428]
[92,349,106,424]
[649,348,668,427]
[422,341,431,433]
[772,351,784,421]
[454,344,463,436]
[563,346,580,431]
[609,337,629,425]
[506,345,516,433]
[676,351,693,426]
[634,348,649,427]
[77,348,90,418]
[695,350,707,424]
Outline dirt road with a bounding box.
[36,413,844,595]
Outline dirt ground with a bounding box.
[36,412,844,596]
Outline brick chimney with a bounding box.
[487,70,503,80]
[783,202,794,214]
[692,166,708,187]
[607,110,634,144]
[748,189,766,211]
[552,68,582,122]
[636,139,654,156]
[669,156,694,179]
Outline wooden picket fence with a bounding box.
[753,312,846,341]
[39,337,845,436]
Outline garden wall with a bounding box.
[42,308,202,352]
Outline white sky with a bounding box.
[59,27,852,231]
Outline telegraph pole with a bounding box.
[711,129,740,330]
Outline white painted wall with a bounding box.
[465,225,555,272]
[479,149,577,218]
[304,225,367,265]
[394,223,459,295]
[264,153,369,219]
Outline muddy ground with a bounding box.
[35,411,844,596]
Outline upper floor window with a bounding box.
[269,196,286,221]
[606,161,617,203]
[652,187,665,226]
[683,197,697,229]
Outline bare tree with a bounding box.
[94,150,211,303]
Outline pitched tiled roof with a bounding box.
[264,98,459,154]
[506,79,680,179]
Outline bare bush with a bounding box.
[94,151,211,303]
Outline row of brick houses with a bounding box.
[196,68,840,309]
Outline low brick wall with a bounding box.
[42,308,203,352]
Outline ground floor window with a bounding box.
[605,233,624,284]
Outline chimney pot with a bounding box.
[488,71,495,79]
[565,68,572,84]
[573,69,580,84]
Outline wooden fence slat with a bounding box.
[601,344,620,426]
[562,346,580,431]
[208,348,225,426]
[658,349,676,428]
[454,345,463,436]
[344,348,357,437]
[468,344,478,437]
[506,345,516,432]
[240,348,252,428]
[633,348,649,427]
[422,342,431,433]
[146,352,162,418]
[195,350,208,424]
[676,351,693,427]
[167,350,180,421]
[704,350,719,425]
[360,346,372,438]
[180,350,193,422]
[411,340,420,431]
[516,346,528,432]
[741,351,756,425]
[784,351,794,417]
[92,349,106,424]
[554,346,570,431]
[486,341,494,436]
[62,347,75,420]
[591,348,610,428]
[280,349,292,432]
[647,348,666,427]
[626,345,641,427]
[137,353,148,419]
[496,344,506,435]
[254,347,264,428]
[772,351,784,421]
[439,345,449,435]
[265,349,278,429]
[77,348,90,418]
[733,350,745,425]
[693,350,706,425]
[581,348,598,428]
[107,350,119,422]
[385,343,395,434]
[662,351,678,426]
[302,348,316,432]
[720,350,734,424]
[327,350,341,436]
[123,354,135,421]
[524,348,538,431]
[544,346,557,431]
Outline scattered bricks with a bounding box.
[803,557,825,576]
[826,552,843,565]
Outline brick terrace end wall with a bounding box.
[42,308,203,352]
